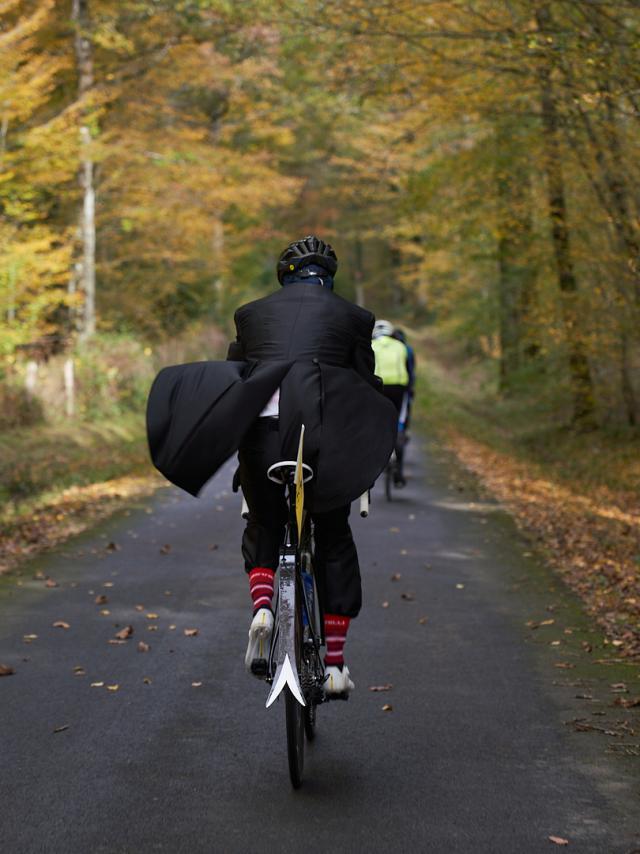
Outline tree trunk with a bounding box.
[495,119,536,393]
[212,217,224,307]
[72,0,96,340]
[620,329,637,427]
[535,6,595,426]
[354,236,365,307]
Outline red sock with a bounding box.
[324,614,350,667]
[248,567,275,613]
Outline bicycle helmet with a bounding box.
[277,235,338,284]
[372,319,394,339]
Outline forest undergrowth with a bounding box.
[418,331,640,658]
[0,414,161,574]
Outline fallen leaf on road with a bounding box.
[159,544,172,555]
[53,725,69,734]
[550,641,561,647]
[184,628,199,637]
[106,684,119,692]
[99,609,111,616]
[23,634,37,642]
[103,582,114,588]
[456,583,465,590]
[192,682,203,688]
[53,621,70,629]
[613,696,640,708]
[389,527,399,533]
[147,626,158,632]
[114,626,133,640]
[137,641,150,653]
[610,682,627,693]
[164,590,172,596]
[90,682,104,688]
[135,605,145,612]
[45,579,58,588]
[381,704,393,712]
[146,613,159,620]
[0,664,15,676]
[169,624,177,630]
[390,573,402,581]
[209,544,218,550]
[369,685,392,692]
[108,639,126,645]
[548,836,569,846]
[105,542,120,552]
[95,594,108,605]
[554,662,575,669]
[34,571,46,580]
[143,677,152,684]
[418,616,428,625]
[381,601,390,608]
[401,592,415,601]
[400,549,408,555]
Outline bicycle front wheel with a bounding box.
[285,686,304,788]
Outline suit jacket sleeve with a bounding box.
[226,309,245,361]
[352,309,383,391]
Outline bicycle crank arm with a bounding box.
[265,555,305,709]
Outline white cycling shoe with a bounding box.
[245,607,274,677]
[324,665,355,696]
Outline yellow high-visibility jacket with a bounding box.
[372,335,409,386]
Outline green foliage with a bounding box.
[1,0,639,431]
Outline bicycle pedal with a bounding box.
[250,658,268,678]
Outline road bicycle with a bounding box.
[384,392,410,501]
[241,426,368,788]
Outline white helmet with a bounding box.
[372,319,394,339]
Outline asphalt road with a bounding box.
[1,439,639,854]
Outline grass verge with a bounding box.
[0,414,163,573]
[415,331,640,657]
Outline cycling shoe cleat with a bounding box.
[324,664,354,697]
[245,607,273,677]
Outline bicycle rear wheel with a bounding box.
[304,701,316,741]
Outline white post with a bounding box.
[64,357,75,417]
[25,360,38,394]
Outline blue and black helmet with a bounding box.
[277,235,338,284]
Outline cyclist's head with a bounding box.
[392,327,407,343]
[277,235,338,288]
[372,319,394,339]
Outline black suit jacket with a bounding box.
[147,283,397,511]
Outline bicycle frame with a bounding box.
[266,474,309,709]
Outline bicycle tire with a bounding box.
[304,701,316,741]
[286,569,305,788]
[285,685,304,787]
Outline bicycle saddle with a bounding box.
[267,460,314,484]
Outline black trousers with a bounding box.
[238,419,362,618]
[382,384,408,472]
